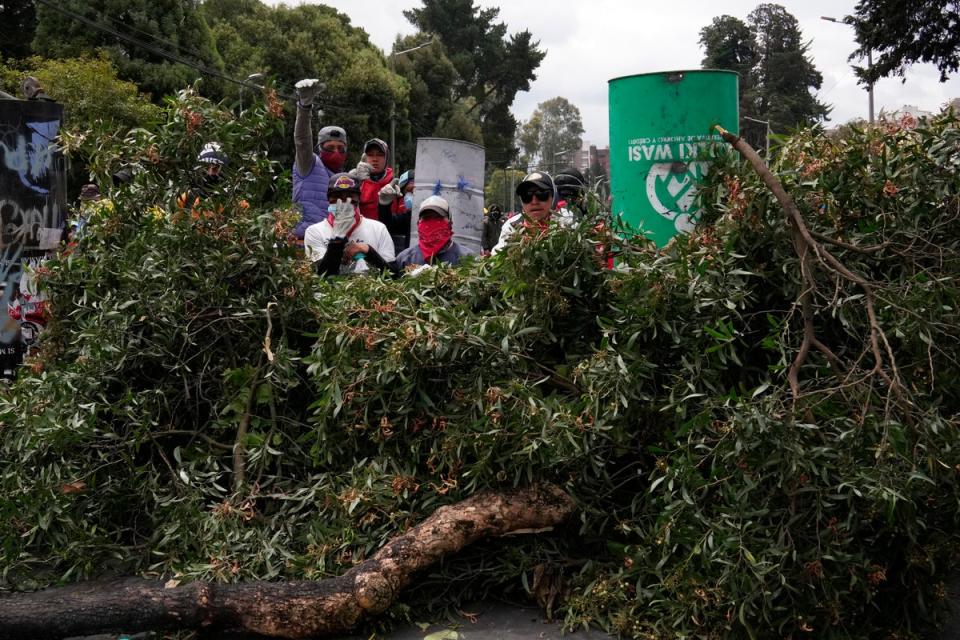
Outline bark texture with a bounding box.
[0,484,574,639]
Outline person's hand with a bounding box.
[378,178,400,205]
[343,241,369,261]
[294,78,323,106]
[330,199,356,238]
[353,154,373,182]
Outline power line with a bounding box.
[92,9,299,97]
[34,0,386,118]
[34,0,296,101]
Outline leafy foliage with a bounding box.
[0,0,37,60]
[851,0,960,83]
[0,55,160,133]
[700,15,759,122]
[32,0,224,101]
[202,0,405,167]
[1,95,960,640]
[700,3,830,132]
[485,167,526,213]
[403,0,545,163]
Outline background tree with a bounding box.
[0,0,37,59]
[484,166,525,212]
[389,33,459,167]
[32,0,224,101]
[519,97,584,171]
[0,55,159,131]
[202,0,406,169]
[849,0,960,83]
[700,15,759,120]
[748,3,830,131]
[403,0,545,163]
[700,4,829,135]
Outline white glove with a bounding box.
[330,199,356,238]
[353,158,373,182]
[295,78,322,106]
[378,179,400,205]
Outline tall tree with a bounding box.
[32,0,223,101]
[700,15,759,119]
[519,97,584,171]
[390,33,459,166]
[403,0,545,163]
[849,0,960,83]
[202,0,405,167]
[0,0,37,59]
[748,3,829,131]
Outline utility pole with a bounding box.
[388,39,436,174]
[821,16,875,124]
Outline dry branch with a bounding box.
[0,484,574,640]
[714,126,901,400]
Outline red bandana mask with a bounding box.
[418,218,453,260]
[320,150,347,172]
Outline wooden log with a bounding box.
[0,483,575,639]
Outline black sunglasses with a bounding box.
[519,189,552,204]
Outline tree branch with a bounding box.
[0,484,575,640]
[714,126,902,401]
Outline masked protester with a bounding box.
[480,204,504,256]
[177,142,227,209]
[395,196,471,269]
[554,167,588,219]
[350,138,395,223]
[304,173,396,277]
[492,171,569,255]
[292,78,349,240]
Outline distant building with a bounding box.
[571,142,610,179]
[881,104,934,122]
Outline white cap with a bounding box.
[418,195,450,218]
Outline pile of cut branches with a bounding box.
[1,96,959,639]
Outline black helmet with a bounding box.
[554,167,585,200]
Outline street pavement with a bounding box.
[347,602,610,640]
[66,602,610,640]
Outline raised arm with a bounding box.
[294,79,323,177]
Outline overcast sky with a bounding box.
[272,0,960,147]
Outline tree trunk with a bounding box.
[0,484,574,640]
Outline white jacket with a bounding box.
[491,209,575,255]
[304,215,395,274]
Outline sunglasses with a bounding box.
[519,189,552,204]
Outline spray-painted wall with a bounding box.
[0,100,67,377]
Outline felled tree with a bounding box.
[1,95,960,639]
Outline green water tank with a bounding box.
[608,70,739,246]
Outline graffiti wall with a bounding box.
[0,100,67,377]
